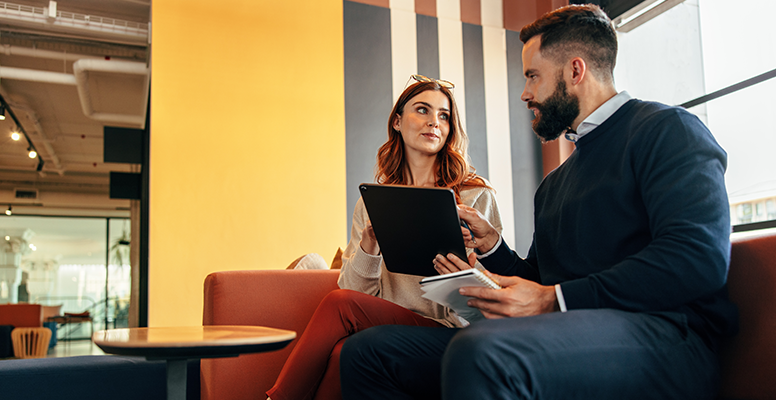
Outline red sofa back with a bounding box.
[0,304,43,327]
[719,231,776,399]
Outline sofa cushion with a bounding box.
[287,253,329,270]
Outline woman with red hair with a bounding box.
[266,76,502,400]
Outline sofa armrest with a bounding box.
[201,269,340,400]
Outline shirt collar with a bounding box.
[565,91,632,142]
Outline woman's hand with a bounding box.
[457,205,501,253]
[433,251,477,274]
[359,222,380,255]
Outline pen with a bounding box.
[460,220,476,245]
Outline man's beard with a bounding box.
[527,78,580,142]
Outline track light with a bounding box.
[10,131,20,141]
[28,148,37,159]
[0,105,5,121]
[5,206,11,216]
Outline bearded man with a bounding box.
[339,4,738,400]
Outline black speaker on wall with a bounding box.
[109,171,142,199]
[104,126,143,164]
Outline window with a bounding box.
[613,0,776,233]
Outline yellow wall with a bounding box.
[149,0,346,326]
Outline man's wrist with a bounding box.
[476,234,502,258]
[545,285,559,314]
[481,232,500,253]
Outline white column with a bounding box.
[481,0,504,29]
[437,0,466,127]
[390,0,418,102]
[482,26,515,248]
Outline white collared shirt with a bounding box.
[565,91,632,142]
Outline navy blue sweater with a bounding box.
[482,99,738,348]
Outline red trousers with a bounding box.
[266,289,444,400]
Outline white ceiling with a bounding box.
[0,0,150,216]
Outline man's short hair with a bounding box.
[520,4,618,82]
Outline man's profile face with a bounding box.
[521,36,580,142]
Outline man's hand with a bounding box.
[457,205,501,254]
[433,253,558,317]
[461,272,559,318]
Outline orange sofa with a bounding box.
[202,269,340,400]
[0,304,43,328]
[201,232,776,400]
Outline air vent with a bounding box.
[14,188,39,200]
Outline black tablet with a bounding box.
[358,183,468,276]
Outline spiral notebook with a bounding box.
[420,268,500,319]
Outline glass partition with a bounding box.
[1,215,131,340]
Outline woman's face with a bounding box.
[393,90,451,158]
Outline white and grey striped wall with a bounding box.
[344,0,546,253]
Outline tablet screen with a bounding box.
[359,183,468,276]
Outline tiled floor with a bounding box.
[46,339,105,358]
[1,338,104,360]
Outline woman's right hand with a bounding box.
[359,222,380,255]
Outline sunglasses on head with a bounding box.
[409,74,455,89]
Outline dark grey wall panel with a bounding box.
[416,14,439,80]
[344,1,393,239]
[507,29,543,254]
[462,23,488,180]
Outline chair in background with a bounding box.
[11,327,52,358]
[41,304,63,348]
[0,303,43,358]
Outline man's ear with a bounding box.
[569,57,587,86]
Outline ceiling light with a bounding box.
[616,0,666,29]
[5,206,11,216]
[11,132,20,141]
[613,0,684,32]
[28,148,37,159]
[0,105,5,121]
[4,236,9,241]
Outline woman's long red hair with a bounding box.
[375,80,489,198]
